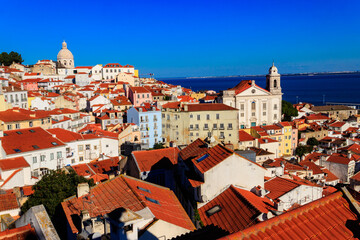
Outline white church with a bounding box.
[222,63,283,128]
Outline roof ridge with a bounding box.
[230,185,263,215]
[229,191,343,239]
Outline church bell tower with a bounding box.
[266,62,282,95]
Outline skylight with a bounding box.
[51,142,58,146]
[29,130,35,133]
[32,145,39,149]
[14,149,21,153]
[196,154,209,163]
[137,186,151,193]
[206,205,222,217]
[16,131,22,135]
[145,196,159,205]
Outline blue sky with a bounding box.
[2,0,360,77]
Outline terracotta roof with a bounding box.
[192,144,233,173]
[303,152,327,162]
[48,128,99,142]
[1,127,65,155]
[0,157,30,171]
[258,138,278,144]
[61,175,194,234]
[187,103,238,112]
[238,130,255,142]
[179,138,208,161]
[162,101,181,109]
[330,121,346,128]
[0,192,19,212]
[327,153,352,165]
[132,147,180,172]
[299,161,323,175]
[0,224,36,240]
[130,86,150,93]
[306,113,331,120]
[199,185,275,234]
[228,80,268,95]
[322,168,339,182]
[219,191,358,240]
[350,171,360,182]
[265,177,309,200]
[249,147,273,156]
[311,105,354,111]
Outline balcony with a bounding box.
[203,127,209,130]
[219,126,225,130]
[219,135,225,139]
[228,127,233,130]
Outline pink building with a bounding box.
[20,78,39,91]
[128,86,152,107]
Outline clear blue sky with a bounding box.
[2,0,360,77]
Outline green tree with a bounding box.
[0,51,24,66]
[295,145,313,158]
[21,169,94,218]
[153,143,165,149]
[307,137,319,146]
[282,100,298,121]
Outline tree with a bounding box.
[307,137,319,146]
[0,51,24,66]
[153,143,165,149]
[21,169,94,218]
[295,145,313,158]
[282,100,298,121]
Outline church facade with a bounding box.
[222,64,282,128]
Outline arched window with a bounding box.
[274,79,277,88]
[64,60,67,66]
[251,101,256,110]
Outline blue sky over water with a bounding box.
[2,0,360,77]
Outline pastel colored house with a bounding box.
[127,103,162,148]
[128,86,152,107]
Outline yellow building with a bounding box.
[190,92,206,100]
[0,108,52,131]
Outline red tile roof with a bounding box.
[61,175,194,234]
[238,130,255,142]
[187,103,237,112]
[327,153,352,165]
[1,127,65,155]
[228,80,268,95]
[330,121,346,128]
[306,113,331,120]
[130,86,150,94]
[219,191,358,240]
[162,101,181,109]
[350,171,360,182]
[179,138,208,161]
[0,224,36,240]
[299,161,323,175]
[0,192,19,212]
[47,128,99,142]
[199,185,275,234]
[258,137,278,144]
[132,147,180,172]
[265,177,309,200]
[0,157,30,171]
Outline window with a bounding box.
[213,123,217,129]
[228,123,232,129]
[240,104,244,111]
[86,144,90,150]
[204,123,208,130]
[7,125,12,130]
[263,103,266,110]
[241,125,245,129]
[15,123,20,129]
[263,112,266,116]
[29,121,33,127]
[33,156,37,163]
[274,104,278,110]
[190,132,193,136]
[197,115,200,120]
[40,155,45,162]
[251,101,256,110]
[78,145,83,151]
[206,114,210,120]
[220,123,224,129]
[79,156,84,162]
[195,124,199,130]
[57,151,62,159]
[216,114,220,119]
[190,124,193,130]
[241,113,244,117]
[190,114,193,118]
[220,132,225,139]
[274,114,277,119]
[145,196,160,204]
[50,153,54,160]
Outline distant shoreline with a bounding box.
[159,71,360,80]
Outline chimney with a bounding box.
[348,152,352,159]
[81,209,90,221]
[77,183,90,198]
[184,104,188,112]
[251,80,255,86]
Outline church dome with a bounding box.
[268,62,278,74]
[57,41,74,60]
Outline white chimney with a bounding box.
[77,183,90,198]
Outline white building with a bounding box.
[102,63,135,80]
[48,128,119,166]
[57,41,75,75]
[222,64,282,128]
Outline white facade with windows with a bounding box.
[4,89,28,109]
[222,64,282,128]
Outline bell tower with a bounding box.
[266,62,282,95]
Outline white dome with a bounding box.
[57,41,74,60]
[268,62,278,74]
